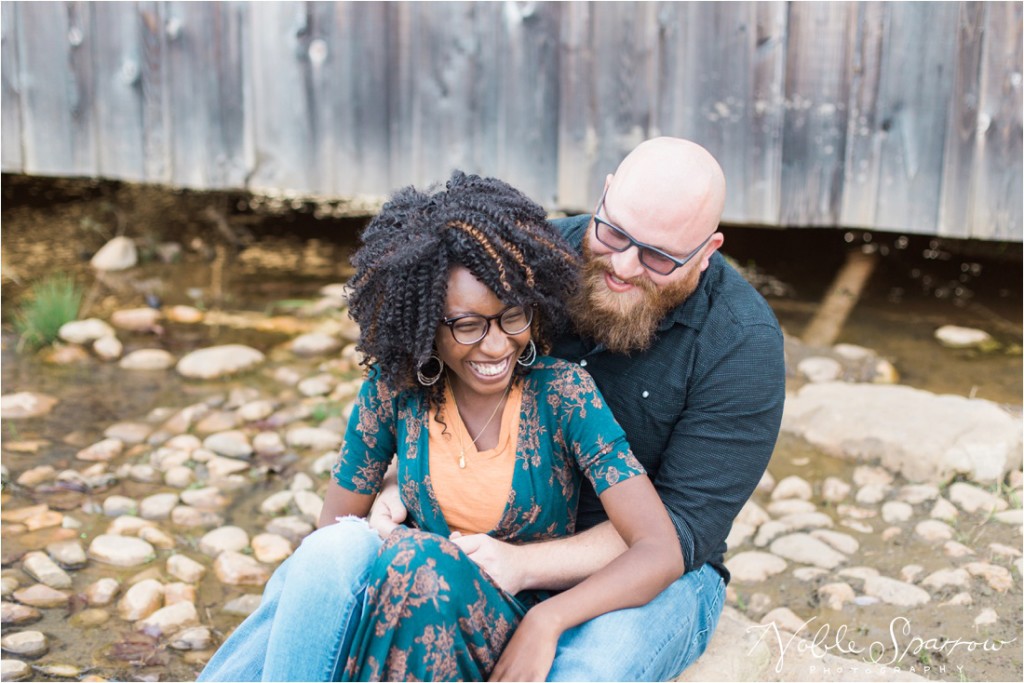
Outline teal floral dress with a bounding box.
[332,357,644,681]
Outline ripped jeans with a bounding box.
[197,517,725,682]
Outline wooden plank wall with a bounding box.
[1,0,1020,241]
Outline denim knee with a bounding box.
[287,517,382,586]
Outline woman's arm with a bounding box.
[490,474,683,681]
[317,480,377,528]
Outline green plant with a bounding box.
[14,273,83,351]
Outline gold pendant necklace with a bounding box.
[451,380,512,469]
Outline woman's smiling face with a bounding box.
[435,266,530,401]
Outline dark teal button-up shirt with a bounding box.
[550,215,786,583]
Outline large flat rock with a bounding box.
[782,383,1022,484]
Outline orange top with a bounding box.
[427,381,522,535]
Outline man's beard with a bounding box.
[569,242,699,354]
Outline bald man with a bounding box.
[199,138,784,682]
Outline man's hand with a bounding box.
[367,480,406,538]
[449,533,528,595]
[489,609,561,681]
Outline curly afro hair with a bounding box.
[347,170,581,406]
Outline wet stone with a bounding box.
[252,431,286,456]
[770,533,847,570]
[293,491,324,522]
[965,562,1013,592]
[778,512,833,532]
[70,608,110,628]
[13,584,70,608]
[1,602,41,625]
[139,493,180,520]
[930,497,959,522]
[40,542,86,574]
[203,431,253,459]
[223,593,262,616]
[103,495,139,517]
[138,526,176,550]
[943,540,975,558]
[897,483,941,505]
[816,582,855,611]
[935,324,994,349]
[863,575,930,606]
[753,520,788,547]
[1,659,31,681]
[766,499,816,517]
[59,318,116,345]
[900,564,924,583]
[948,482,1009,514]
[199,526,249,556]
[166,555,206,584]
[180,487,229,511]
[213,551,270,586]
[881,501,914,523]
[177,344,266,380]
[206,456,251,481]
[0,578,17,598]
[195,410,241,435]
[85,578,120,606]
[265,516,314,545]
[118,579,164,621]
[290,473,314,492]
[16,466,56,488]
[854,483,890,505]
[34,664,85,678]
[107,515,155,536]
[1,630,48,658]
[24,510,65,532]
[0,392,59,420]
[21,556,71,595]
[88,535,156,567]
[111,307,161,331]
[770,476,812,502]
[724,551,787,583]
[251,534,293,564]
[285,427,342,452]
[921,568,971,590]
[169,626,214,651]
[128,464,162,484]
[164,466,196,489]
[136,600,199,638]
[163,582,196,606]
[808,529,859,555]
[170,505,223,528]
[915,519,954,542]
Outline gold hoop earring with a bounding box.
[516,339,537,367]
[417,355,444,386]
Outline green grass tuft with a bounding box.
[14,273,83,351]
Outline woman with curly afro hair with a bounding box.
[199,171,682,683]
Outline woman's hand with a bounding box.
[489,609,561,681]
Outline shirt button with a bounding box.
[641,390,650,398]
[580,359,588,367]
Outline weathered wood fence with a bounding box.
[2,1,1021,241]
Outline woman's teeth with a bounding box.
[469,358,509,376]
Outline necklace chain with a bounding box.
[450,378,512,469]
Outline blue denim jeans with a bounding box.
[199,518,725,682]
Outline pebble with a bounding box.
[797,356,843,383]
[989,542,1022,558]
[70,608,110,628]
[939,592,973,607]
[103,495,139,517]
[943,540,975,558]
[206,456,251,480]
[765,499,816,516]
[139,493,180,520]
[163,582,196,606]
[809,529,860,555]
[0,659,31,681]
[778,512,833,532]
[128,464,162,483]
[164,465,196,488]
[965,562,1013,592]
[90,236,137,271]
[238,400,275,422]
[837,566,880,581]
[0,630,48,657]
[290,472,314,491]
[107,515,154,536]
[759,607,809,635]
[252,533,293,564]
[165,305,204,324]
[13,584,70,608]
[992,509,1022,525]
[171,505,224,528]
[199,526,250,556]
[169,626,214,651]
[167,555,207,584]
[111,307,162,332]
[293,491,324,522]
[285,427,343,451]
[854,483,889,505]
[820,477,851,503]
[0,602,41,625]
[165,434,202,452]
[839,519,873,534]
[203,431,253,459]
[0,579,16,598]
[223,594,263,616]
[195,410,241,434]
[88,535,156,567]
[34,664,85,678]
[253,431,286,456]
[292,333,343,357]
[816,582,855,610]
[139,526,176,550]
[93,335,124,361]
[23,551,73,588]
[136,600,199,637]
[948,482,1009,514]
[863,575,931,606]
[104,422,153,444]
[0,392,59,419]
[769,476,812,501]
[213,551,271,586]
[835,504,876,519]
[311,452,337,476]
[929,496,959,521]
[921,568,971,589]
[974,608,998,626]
[177,344,266,380]
[853,465,894,487]
[76,438,124,462]
[265,516,314,544]
[900,565,924,583]
[117,579,164,620]
[934,324,994,349]
[85,578,120,606]
[17,465,56,487]
[914,519,954,542]
[59,318,116,345]
[297,374,335,397]
[724,551,787,583]
[769,533,847,570]
[792,567,829,582]
[897,483,940,504]
[881,527,902,541]
[151,448,191,472]
[752,520,788,547]
[725,523,755,548]
[181,486,229,511]
[881,501,914,523]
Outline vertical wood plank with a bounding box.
[779,1,855,227]
[556,0,595,210]
[1,1,24,171]
[138,1,171,183]
[872,2,960,234]
[971,1,1023,240]
[90,1,145,180]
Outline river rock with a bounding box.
[759,607,810,635]
[223,594,263,616]
[111,307,162,332]
[286,427,342,451]
[939,592,973,607]
[203,431,253,459]
[989,542,1022,558]
[0,659,31,681]
[778,512,833,532]
[165,305,204,324]
[91,236,137,271]
[752,520,788,548]
[921,568,971,590]
[139,493,180,520]
[259,490,294,516]
[855,483,890,505]
[76,438,124,462]
[897,483,940,504]
[900,565,924,583]
[914,519,954,542]
[43,343,90,365]
[769,533,847,569]
[139,526,176,550]
[199,526,249,556]
[943,540,975,558]
[725,523,755,548]
[70,607,110,628]
[863,575,930,606]
[881,501,914,523]
[107,515,154,536]
[766,499,816,517]
[103,422,152,445]
[0,630,48,658]
[820,477,851,503]
[214,551,271,586]
[311,451,337,476]
[974,608,999,626]
[948,482,1009,514]
[298,374,335,397]
[934,324,994,349]
[265,516,314,544]
[0,579,16,599]
[253,431,286,456]
[167,554,206,584]
[164,466,195,489]
[136,600,199,637]
[293,491,324,522]
[103,495,139,517]
[177,345,265,380]
[965,562,1013,592]
[797,356,842,383]
[181,486,228,511]
[88,535,156,567]
[928,497,959,522]
[13,584,70,608]
[59,318,116,345]
[16,465,56,488]
[93,335,123,361]
[809,529,860,555]
[725,552,787,583]
[118,579,164,620]
[237,400,275,422]
[251,534,293,564]
[165,434,202,453]
[84,578,120,606]
[784,383,1023,484]
[291,333,342,357]
[169,626,214,651]
[195,410,241,435]
[816,582,855,610]
[120,349,176,371]
[171,505,223,528]
[290,472,314,491]
[163,582,196,606]
[1,392,58,419]
[22,551,72,588]
[1,602,41,625]
[770,476,812,501]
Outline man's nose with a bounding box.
[609,247,646,281]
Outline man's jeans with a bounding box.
[198,519,725,682]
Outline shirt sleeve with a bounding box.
[547,362,646,495]
[331,371,398,495]
[654,321,786,572]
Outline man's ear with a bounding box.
[603,174,613,192]
[698,233,725,273]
